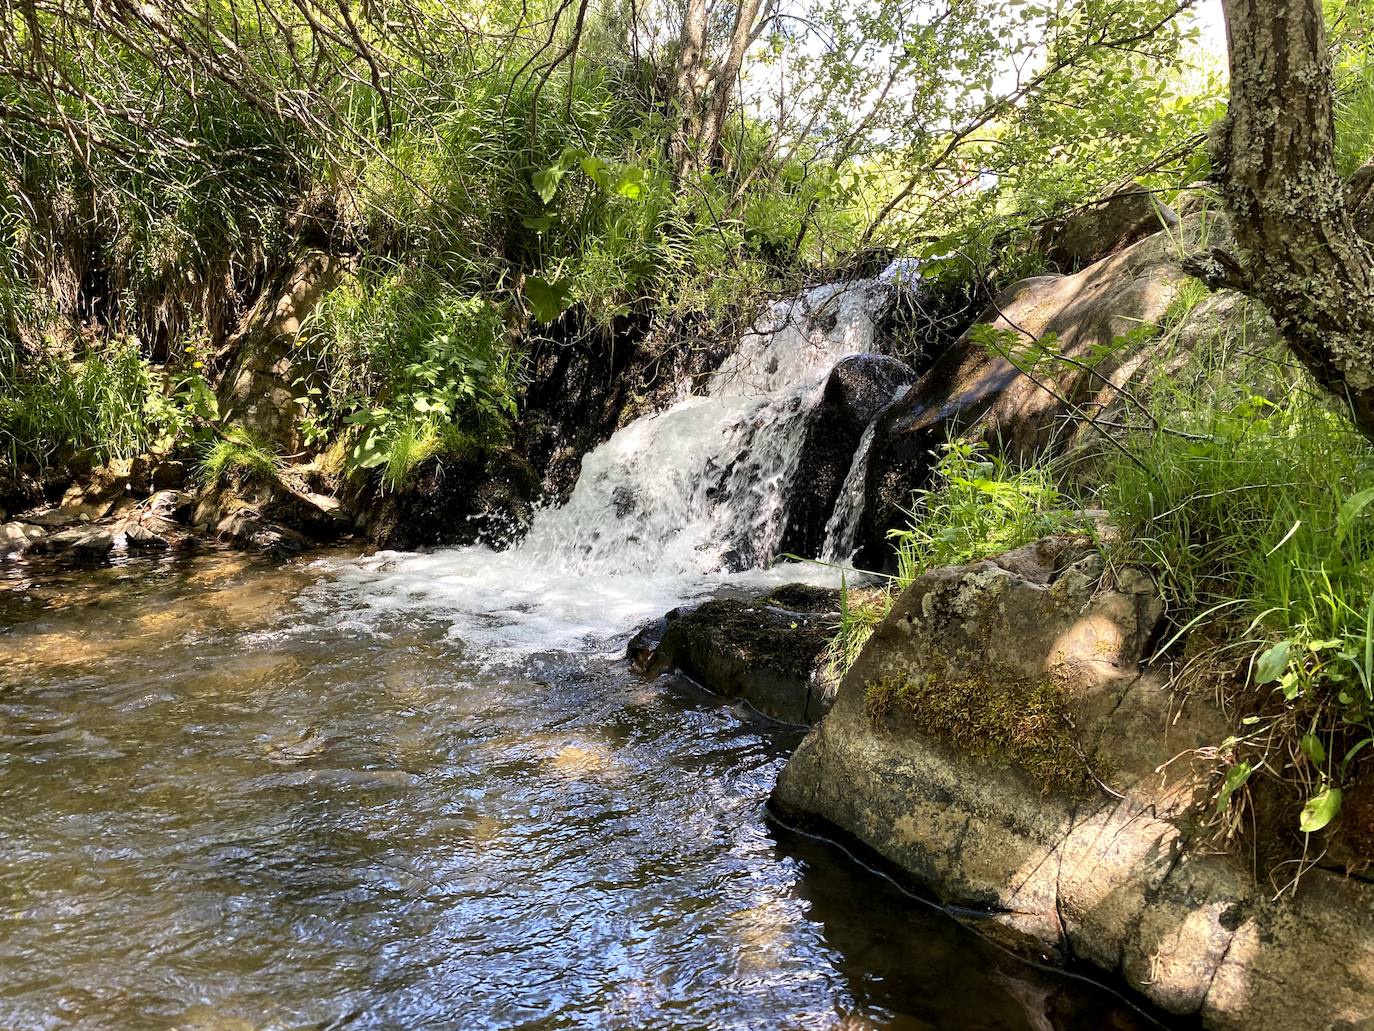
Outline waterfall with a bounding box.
[819,417,882,563]
[317,274,899,662]
[513,277,890,576]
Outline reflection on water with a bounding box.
[1,551,1159,1029]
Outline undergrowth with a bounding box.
[1098,306,1374,855]
[198,431,282,488]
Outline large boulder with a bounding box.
[1038,181,1179,271]
[777,354,917,559]
[771,538,1374,1029]
[853,221,1208,568]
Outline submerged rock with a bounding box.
[637,586,840,724]
[771,538,1374,1030]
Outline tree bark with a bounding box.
[1211,0,1374,438]
[697,0,766,170]
[670,0,710,177]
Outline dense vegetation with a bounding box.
[0,0,1218,489]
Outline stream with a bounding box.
[3,277,1163,1029]
[0,551,1159,1030]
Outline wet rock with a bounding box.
[777,354,917,559]
[364,446,541,551]
[37,526,115,561]
[215,510,311,557]
[0,520,47,557]
[626,617,669,673]
[771,539,1374,1029]
[641,590,839,724]
[1038,181,1178,271]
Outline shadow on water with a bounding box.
[1,549,1171,1030]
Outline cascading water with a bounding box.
[820,416,884,563]
[317,275,897,662]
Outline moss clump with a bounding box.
[864,670,1086,793]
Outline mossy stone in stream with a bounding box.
[643,592,839,724]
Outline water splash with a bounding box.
[820,416,883,563]
[316,276,896,662]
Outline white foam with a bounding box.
[313,277,893,665]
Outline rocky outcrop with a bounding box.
[217,251,350,454]
[852,220,1206,568]
[1,455,204,562]
[771,538,1374,1030]
[362,445,540,550]
[777,355,916,559]
[635,585,840,724]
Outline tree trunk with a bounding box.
[1211,0,1374,438]
[670,0,710,178]
[697,0,765,170]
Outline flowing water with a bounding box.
[1,280,1162,1029]
[1,553,1157,1031]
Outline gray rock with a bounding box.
[853,218,1207,567]
[771,538,1374,1029]
[1038,181,1179,271]
[0,520,47,556]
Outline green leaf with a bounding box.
[1299,733,1326,765]
[532,166,563,205]
[523,275,571,324]
[1255,640,1291,684]
[612,164,645,199]
[1216,760,1252,814]
[1337,487,1374,545]
[1299,785,1342,834]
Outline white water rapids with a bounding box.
[314,274,901,664]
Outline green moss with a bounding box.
[864,669,1088,793]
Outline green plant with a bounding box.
[889,440,1084,582]
[1100,344,1374,846]
[0,335,181,474]
[197,430,281,488]
[823,440,1082,682]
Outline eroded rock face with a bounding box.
[853,222,1205,568]
[638,586,840,724]
[771,538,1374,1030]
[778,354,917,559]
[218,251,350,454]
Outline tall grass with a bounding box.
[1100,338,1374,842]
[0,336,174,473]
